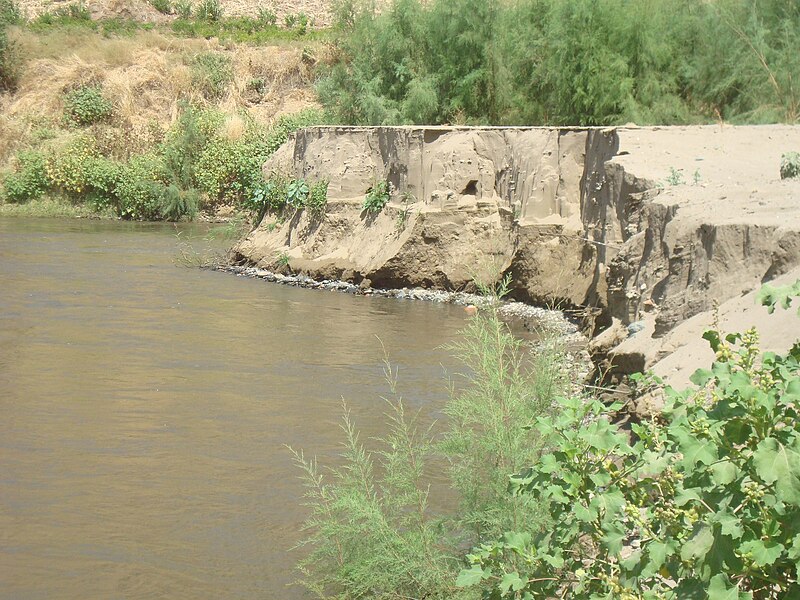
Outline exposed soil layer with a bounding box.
[234,125,800,384]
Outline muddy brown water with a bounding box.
[0,218,471,599]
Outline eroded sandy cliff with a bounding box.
[234,125,800,380]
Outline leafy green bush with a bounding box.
[63,85,113,126]
[155,183,199,221]
[256,6,276,26]
[0,0,20,24]
[462,283,800,599]
[246,173,288,224]
[363,180,390,213]
[190,52,233,100]
[113,153,167,219]
[285,178,308,208]
[1,151,49,203]
[781,151,800,180]
[195,138,263,206]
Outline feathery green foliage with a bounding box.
[292,281,572,598]
[319,0,800,125]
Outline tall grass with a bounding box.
[290,281,572,598]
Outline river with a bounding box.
[0,218,470,599]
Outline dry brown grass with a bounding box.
[4,26,320,131]
[0,10,323,176]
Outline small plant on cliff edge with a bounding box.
[461,280,800,599]
[305,179,328,216]
[363,180,391,214]
[665,166,685,186]
[781,152,800,180]
[286,178,309,208]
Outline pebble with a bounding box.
[216,264,583,338]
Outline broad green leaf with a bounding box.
[601,521,626,555]
[708,573,750,599]
[752,437,800,505]
[573,501,596,523]
[690,368,715,386]
[503,531,531,552]
[680,523,714,562]
[710,460,739,486]
[788,533,800,560]
[711,509,743,539]
[456,565,487,587]
[590,489,626,522]
[703,330,722,351]
[643,540,675,575]
[673,428,718,469]
[589,471,612,487]
[738,539,785,567]
[676,487,702,506]
[499,572,525,593]
[582,419,623,451]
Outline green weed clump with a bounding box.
[1,151,48,203]
[362,180,390,213]
[1,105,324,221]
[194,0,222,22]
[462,281,800,599]
[63,85,114,126]
[781,151,800,180]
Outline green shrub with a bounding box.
[31,2,94,30]
[462,282,800,599]
[63,85,113,126]
[1,151,49,203]
[190,51,233,100]
[154,183,199,221]
[194,0,222,22]
[292,283,566,598]
[363,179,390,213]
[43,136,122,207]
[114,153,168,219]
[781,151,800,180]
[195,137,263,206]
[246,172,289,223]
[318,0,799,126]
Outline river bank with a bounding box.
[234,124,800,388]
